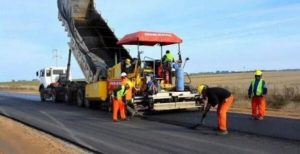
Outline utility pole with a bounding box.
[52,49,61,66]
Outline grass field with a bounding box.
[0,81,39,92]
[190,71,300,112]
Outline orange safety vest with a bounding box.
[122,78,133,100]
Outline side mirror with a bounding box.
[36,71,39,77]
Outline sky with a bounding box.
[0,0,300,81]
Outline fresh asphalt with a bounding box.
[0,92,299,154]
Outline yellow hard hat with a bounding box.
[125,58,131,64]
[255,69,263,76]
[197,84,206,94]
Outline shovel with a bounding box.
[189,118,205,129]
[189,112,207,129]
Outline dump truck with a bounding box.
[37,0,202,111]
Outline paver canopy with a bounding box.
[117,31,182,46]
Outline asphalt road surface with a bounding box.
[0,92,299,154]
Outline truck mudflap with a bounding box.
[153,101,201,111]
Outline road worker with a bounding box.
[112,82,129,122]
[192,84,234,135]
[121,72,139,118]
[146,74,158,95]
[248,69,267,120]
[162,50,174,83]
[122,58,133,74]
[162,50,175,63]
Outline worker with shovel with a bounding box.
[121,72,141,118]
[191,84,234,135]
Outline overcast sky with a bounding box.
[0,0,299,81]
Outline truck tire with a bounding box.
[106,96,113,112]
[84,99,91,108]
[40,89,45,102]
[85,99,99,109]
[51,89,58,103]
[64,92,72,104]
[76,90,84,107]
[39,85,46,102]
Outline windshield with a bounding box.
[53,70,64,75]
[46,70,51,77]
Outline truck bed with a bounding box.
[57,0,131,83]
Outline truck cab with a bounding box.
[36,67,70,89]
[36,67,73,102]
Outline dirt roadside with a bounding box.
[0,116,88,154]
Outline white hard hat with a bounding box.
[121,72,127,77]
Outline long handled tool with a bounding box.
[189,112,207,129]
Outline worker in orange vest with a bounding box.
[121,72,139,118]
[248,69,267,120]
[112,82,129,122]
[192,84,234,135]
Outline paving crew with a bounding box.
[248,69,267,120]
[193,84,234,135]
[112,81,129,122]
[121,72,139,118]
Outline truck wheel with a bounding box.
[107,97,113,112]
[51,89,58,103]
[84,99,91,108]
[76,90,84,107]
[64,92,72,104]
[40,90,45,102]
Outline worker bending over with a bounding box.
[194,84,234,135]
[112,82,129,122]
[121,72,139,118]
[248,69,267,120]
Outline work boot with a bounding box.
[217,130,228,135]
[257,116,264,120]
